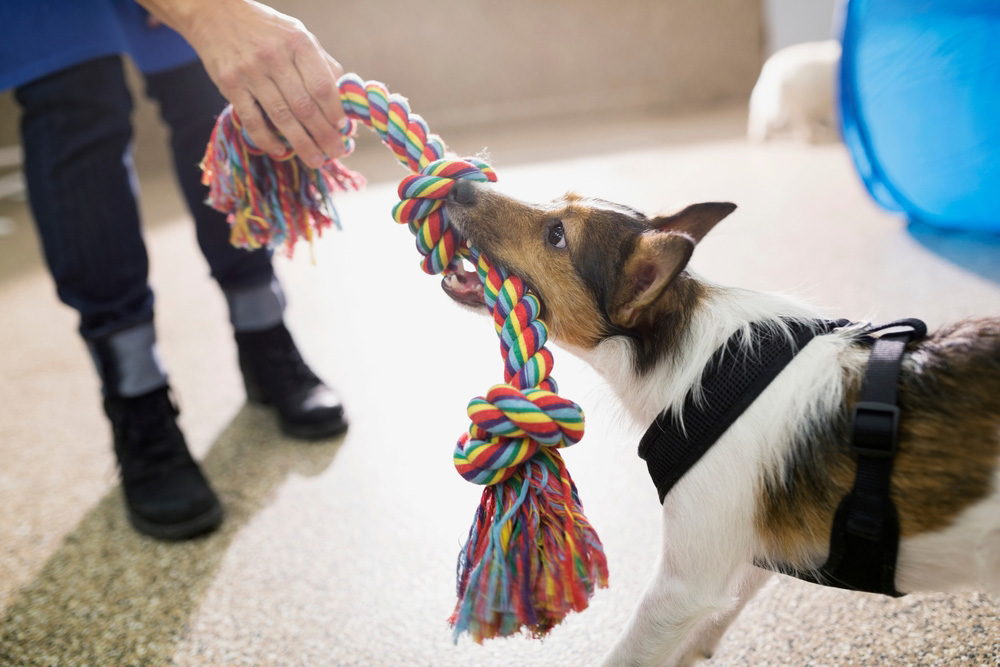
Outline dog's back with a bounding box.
[755,316,1000,593]
[886,318,1000,592]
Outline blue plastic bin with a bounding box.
[839,0,1000,232]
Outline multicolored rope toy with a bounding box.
[200,73,608,643]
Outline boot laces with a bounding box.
[255,328,320,397]
[114,391,190,480]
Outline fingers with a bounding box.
[252,78,328,167]
[252,41,346,167]
[231,94,290,159]
[325,54,346,96]
[290,37,347,134]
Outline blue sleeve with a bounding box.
[0,0,198,92]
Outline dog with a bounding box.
[747,40,841,144]
[441,180,1000,666]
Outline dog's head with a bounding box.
[443,180,735,351]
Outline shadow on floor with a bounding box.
[0,404,344,666]
[907,220,1000,285]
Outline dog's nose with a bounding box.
[450,179,476,206]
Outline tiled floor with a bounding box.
[1,108,998,666]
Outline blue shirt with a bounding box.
[0,0,198,91]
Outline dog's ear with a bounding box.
[651,202,736,242]
[610,202,735,329]
[611,232,693,329]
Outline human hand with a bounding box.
[138,0,347,168]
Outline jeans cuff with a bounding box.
[225,276,286,333]
[87,321,168,398]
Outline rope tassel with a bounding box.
[199,73,608,643]
[450,259,606,641]
[450,448,606,641]
[200,105,365,255]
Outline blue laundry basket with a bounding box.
[839,0,1000,232]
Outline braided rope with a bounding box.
[335,74,590,497]
[200,73,607,643]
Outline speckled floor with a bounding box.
[1,108,998,667]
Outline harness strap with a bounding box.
[800,318,926,596]
[638,319,849,503]
[639,316,928,597]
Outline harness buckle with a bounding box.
[851,401,899,458]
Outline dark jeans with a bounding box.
[15,55,275,341]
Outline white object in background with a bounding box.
[0,145,21,170]
[747,40,841,144]
[0,172,24,202]
[0,145,25,203]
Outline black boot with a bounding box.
[104,387,223,540]
[235,323,348,439]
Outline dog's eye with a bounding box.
[546,221,567,249]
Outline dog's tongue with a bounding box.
[441,261,486,307]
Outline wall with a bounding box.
[1,0,764,174]
[763,0,839,53]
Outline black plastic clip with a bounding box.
[851,401,900,458]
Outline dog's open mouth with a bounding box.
[441,260,486,308]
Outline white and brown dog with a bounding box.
[442,181,1000,666]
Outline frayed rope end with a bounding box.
[200,105,365,256]
[448,445,609,644]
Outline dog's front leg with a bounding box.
[681,567,771,663]
[599,562,744,667]
[599,504,756,667]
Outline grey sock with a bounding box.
[87,322,168,398]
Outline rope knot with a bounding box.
[454,384,585,485]
[391,159,497,275]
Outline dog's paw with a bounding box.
[679,637,720,665]
[676,650,712,666]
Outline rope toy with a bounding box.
[200,104,364,254]
[200,73,608,643]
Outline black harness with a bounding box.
[638,318,926,597]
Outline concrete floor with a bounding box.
[1,108,999,666]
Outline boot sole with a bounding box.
[128,502,224,541]
[246,394,350,440]
[278,415,349,440]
